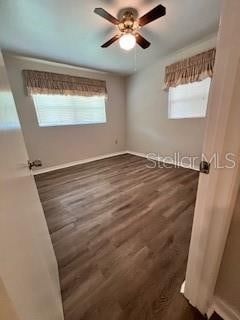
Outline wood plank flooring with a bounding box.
[35,154,212,320]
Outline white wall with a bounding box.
[126,35,217,165]
[3,53,126,170]
[4,37,217,171]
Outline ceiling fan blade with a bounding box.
[94,8,120,25]
[136,33,151,49]
[139,4,166,27]
[101,34,120,48]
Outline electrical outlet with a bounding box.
[115,139,118,145]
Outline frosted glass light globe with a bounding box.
[119,34,136,51]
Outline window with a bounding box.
[168,77,211,119]
[32,94,107,127]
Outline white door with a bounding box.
[184,0,240,315]
[0,51,64,320]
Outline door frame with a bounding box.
[183,0,240,315]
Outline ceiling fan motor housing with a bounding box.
[118,11,139,34]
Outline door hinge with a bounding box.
[199,161,210,174]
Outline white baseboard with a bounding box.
[180,281,186,294]
[127,150,200,171]
[33,150,200,175]
[181,285,240,320]
[207,303,215,319]
[213,297,240,320]
[33,151,127,175]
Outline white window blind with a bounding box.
[168,77,211,119]
[32,94,107,127]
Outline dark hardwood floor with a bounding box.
[35,154,217,320]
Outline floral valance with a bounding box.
[22,70,108,97]
[164,48,216,89]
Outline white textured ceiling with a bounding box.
[0,0,221,75]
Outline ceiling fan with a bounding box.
[94,4,166,51]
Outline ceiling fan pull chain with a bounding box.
[134,46,137,72]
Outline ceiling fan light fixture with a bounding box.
[94,5,166,49]
[119,34,136,51]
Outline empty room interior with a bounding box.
[1,1,240,320]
